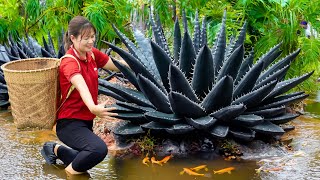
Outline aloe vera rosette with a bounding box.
[99,10,312,141]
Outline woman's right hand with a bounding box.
[89,101,117,119]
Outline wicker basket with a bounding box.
[1,58,60,129]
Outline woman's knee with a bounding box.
[88,142,108,160]
[96,142,108,158]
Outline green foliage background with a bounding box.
[0,0,319,94]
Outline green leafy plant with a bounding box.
[133,130,157,154]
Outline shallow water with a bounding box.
[0,94,320,179]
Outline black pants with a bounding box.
[56,119,108,172]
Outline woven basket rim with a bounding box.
[1,58,59,73]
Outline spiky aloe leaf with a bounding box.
[137,74,172,113]
[266,71,314,98]
[265,113,299,125]
[229,127,255,142]
[17,46,28,59]
[182,9,188,33]
[42,36,50,55]
[186,116,217,130]
[9,43,19,58]
[150,12,171,58]
[255,93,309,110]
[133,28,160,79]
[262,50,283,70]
[0,100,9,107]
[179,31,196,79]
[235,49,254,84]
[254,65,290,90]
[193,11,201,53]
[169,64,199,103]
[209,125,229,138]
[3,44,12,56]
[201,76,233,113]
[24,37,36,55]
[21,39,36,58]
[232,80,277,108]
[244,106,286,118]
[169,91,206,118]
[212,11,226,77]
[151,41,172,91]
[210,104,246,122]
[141,121,171,134]
[99,79,154,108]
[165,124,195,134]
[112,24,142,61]
[255,42,282,70]
[41,48,54,58]
[27,36,42,56]
[233,61,264,98]
[192,45,215,99]
[113,122,145,137]
[144,111,182,125]
[0,88,8,97]
[47,31,56,57]
[217,45,244,81]
[8,41,17,57]
[98,86,127,102]
[225,21,247,58]
[200,17,207,47]
[104,42,165,92]
[257,49,300,82]
[111,58,140,90]
[105,104,132,113]
[0,83,7,89]
[113,113,149,124]
[262,91,305,105]
[7,54,19,60]
[250,121,285,136]
[233,114,264,126]
[0,75,6,84]
[58,44,65,59]
[116,101,155,113]
[173,17,181,64]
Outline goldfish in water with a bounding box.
[213,167,235,174]
[255,166,283,173]
[142,156,150,166]
[266,167,283,171]
[158,154,173,164]
[293,150,305,157]
[151,157,163,166]
[190,165,208,172]
[179,168,205,176]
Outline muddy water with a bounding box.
[0,94,320,179]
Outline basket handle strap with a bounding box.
[56,54,80,113]
[59,54,81,70]
[56,53,96,113]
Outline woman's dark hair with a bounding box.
[63,16,96,52]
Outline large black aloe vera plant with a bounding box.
[99,10,313,142]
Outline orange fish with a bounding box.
[158,154,173,164]
[179,168,205,176]
[190,165,208,172]
[255,166,283,173]
[142,156,150,166]
[267,167,283,171]
[213,167,235,174]
[151,157,163,166]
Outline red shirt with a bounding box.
[57,47,109,121]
